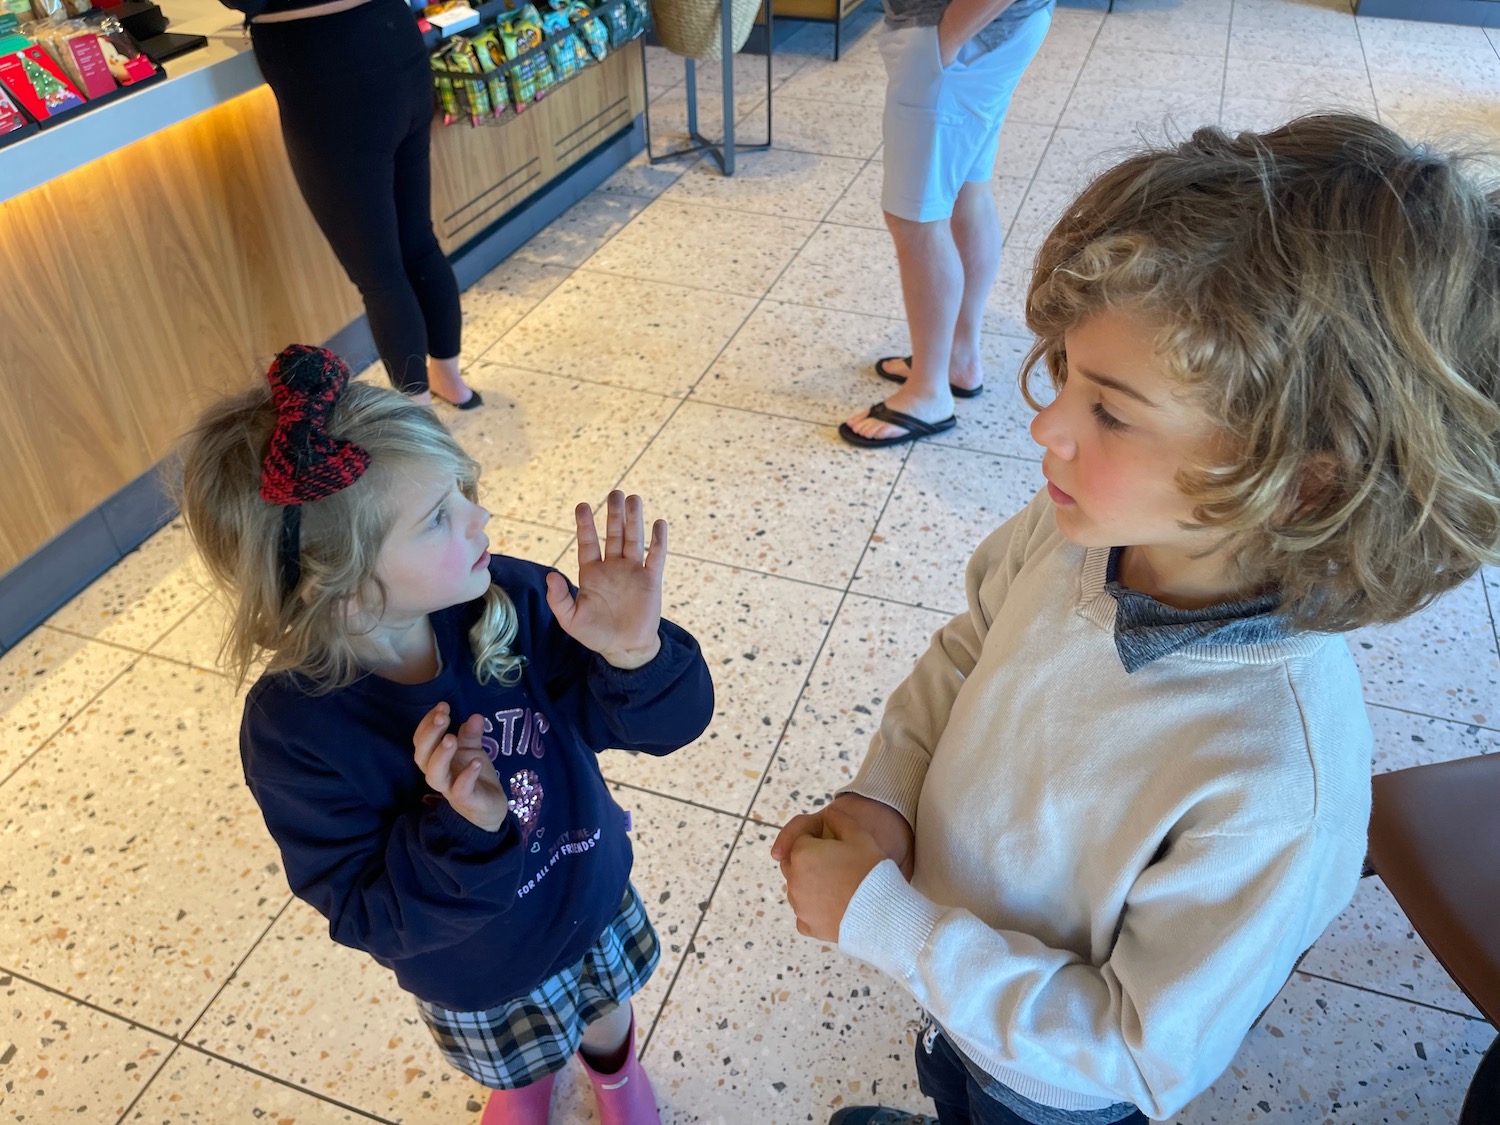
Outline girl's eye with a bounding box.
[431,507,447,528]
[1091,402,1127,432]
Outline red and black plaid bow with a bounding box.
[259,345,370,596]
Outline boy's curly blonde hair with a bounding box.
[1022,113,1500,632]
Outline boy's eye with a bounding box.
[1091,402,1128,432]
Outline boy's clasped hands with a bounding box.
[772,793,916,942]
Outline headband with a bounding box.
[258,345,371,598]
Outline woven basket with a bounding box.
[650,0,758,60]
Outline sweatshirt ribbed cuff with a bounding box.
[841,742,930,828]
[838,859,944,981]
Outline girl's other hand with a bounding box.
[412,702,508,832]
[546,490,666,670]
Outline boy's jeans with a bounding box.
[914,1021,1149,1125]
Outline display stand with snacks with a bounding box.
[425,0,646,127]
[0,3,163,132]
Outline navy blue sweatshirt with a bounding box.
[239,555,714,1011]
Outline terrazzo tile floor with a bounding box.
[4,1,1498,1120]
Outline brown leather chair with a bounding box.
[1366,752,1500,1124]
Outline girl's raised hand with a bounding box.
[412,702,508,832]
[546,491,666,670]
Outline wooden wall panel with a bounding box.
[0,42,642,575]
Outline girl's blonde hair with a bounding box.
[177,379,524,691]
[1023,113,1500,632]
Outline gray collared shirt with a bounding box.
[883,0,1054,53]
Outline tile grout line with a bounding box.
[1364,699,1500,738]
[1293,968,1491,1025]
[0,651,145,794]
[638,394,922,1060]
[109,896,393,1123]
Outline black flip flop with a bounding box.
[875,355,983,399]
[839,400,957,448]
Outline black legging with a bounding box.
[251,0,461,394]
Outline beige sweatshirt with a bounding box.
[839,491,1371,1120]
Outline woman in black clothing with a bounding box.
[250,0,480,408]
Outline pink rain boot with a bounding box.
[578,1007,661,1125]
[479,1070,556,1125]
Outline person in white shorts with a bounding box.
[840,0,1053,448]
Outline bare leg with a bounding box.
[578,1001,635,1074]
[948,179,1002,392]
[843,211,964,441]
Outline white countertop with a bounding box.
[0,0,263,204]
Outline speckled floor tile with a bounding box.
[1173,972,1492,1124]
[44,521,211,652]
[1060,84,1223,135]
[1222,56,1378,109]
[1347,574,1500,728]
[1007,176,1083,251]
[1367,701,1500,774]
[512,191,652,269]
[1300,874,1484,1022]
[597,149,695,201]
[778,54,888,108]
[456,363,679,529]
[645,823,931,1125]
[751,593,951,828]
[1227,22,1367,71]
[1076,46,1228,95]
[192,787,734,1123]
[985,241,1044,339]
[1091,10,1230,57]
[660,148,867,222]
[851,444,1043,614]
[992,119,1057,183]
[617,401,905,587]
[1006,73,1075,127]
[768,223,905,321]
[0,658,286,1033]
[496,271,756,397]
[0,626,137,779]
[600,556,840,815]
[761,95,885,160]
[1033,125,1144,189]
[124,1048,373,1124]
[584,200,818,297]
[459,258,573,367]
[691,300,910,424]
[148,518,573,676]
[0,971,174,1121]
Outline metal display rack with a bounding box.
[641,0,772,176]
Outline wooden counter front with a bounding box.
[0,43,644,578]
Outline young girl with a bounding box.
[178,344,713,1125]
[777,113,1500,1124]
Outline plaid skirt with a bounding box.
[414,884,659,1090]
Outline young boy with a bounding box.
[774,114,1500,1125]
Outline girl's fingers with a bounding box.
[623,493,645,563]
[423,734,460,793]
[645,518,668,582]
[412,704,451,771]
[574,501,602,566]
[604,490,625,559]
[455,713,486,753]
